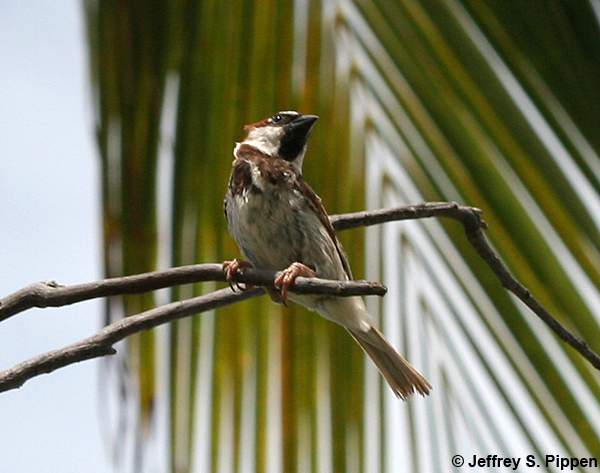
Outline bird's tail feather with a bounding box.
[349,326,431,400]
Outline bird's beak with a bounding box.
[288,114,319,136]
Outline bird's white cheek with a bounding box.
[244,126,283,156]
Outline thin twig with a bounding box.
[0,288,263,392]
[0,265,386,323]
[332,202,600,371]
[0,202,598,393]
[330,201,487,231]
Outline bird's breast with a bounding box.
[225,163,340,277]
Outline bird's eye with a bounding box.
[271,114,282,123]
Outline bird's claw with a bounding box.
[274,262,316,305]
[222,259,253,292]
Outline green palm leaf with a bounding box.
[85,0,600,471]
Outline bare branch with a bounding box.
[330,201,487,231]
[0,201,598,393]
[0,265,386,322]
[332,202,600,371]
[0,288,263,392]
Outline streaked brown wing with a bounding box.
[295,176,354,280]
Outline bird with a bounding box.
[222,110,431,399]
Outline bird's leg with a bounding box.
[274,262,316,305]
[222,259,253,292]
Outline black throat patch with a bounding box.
[278,130,307,162]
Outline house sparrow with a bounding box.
[223,111,431,399]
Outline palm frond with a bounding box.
[85,0,600,471]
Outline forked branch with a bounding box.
[333,202,600,371]
[0,202,598,393]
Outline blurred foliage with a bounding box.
[85,0,600,471]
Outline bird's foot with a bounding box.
[222,259,253,292]
[266,287,285,304]
[274,262,316,305]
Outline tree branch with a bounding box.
[332,202,600,371]
[0,288,263,392]
[0,265,386,323]
[0,201,598,393]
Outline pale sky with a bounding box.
[0,2,111,471]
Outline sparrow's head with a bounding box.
[242,111,319,170]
